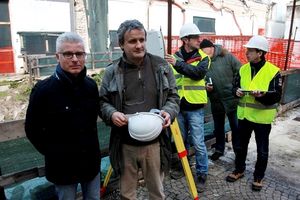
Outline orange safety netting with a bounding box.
[164,36,300,70]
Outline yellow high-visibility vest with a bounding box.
[172,49,210,104]
[237,61,280,124]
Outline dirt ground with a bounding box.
[242,105,300,189]
[0,75,30,122]
[263,106,300,188]
[0,70,103,122]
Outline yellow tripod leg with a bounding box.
[100,164,113,197]
[170,118,199,200]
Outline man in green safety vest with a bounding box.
[226,35,282,191]
[165,23,211,193]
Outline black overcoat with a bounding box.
[25,65,101,185]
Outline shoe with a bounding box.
[252,178,263,191]
[210,152,224,161]
[226,170,244,182]
[196,174,207,193]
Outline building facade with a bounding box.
[1,0,294,74]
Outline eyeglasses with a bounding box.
[59,52,86,59]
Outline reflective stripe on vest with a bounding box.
[172,49,210,104]
[177,85,206,90]
[237,61,280,124]
[238,102,277,110]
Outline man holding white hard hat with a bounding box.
[99,19,179,199]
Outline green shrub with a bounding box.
[0,91,8,98]
[9,81,21,89]
[91,70,105,85]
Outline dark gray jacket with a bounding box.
[99,53,180,175]
[206,45,242,114]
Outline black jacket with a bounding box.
[25,65,101,185]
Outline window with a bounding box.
[18,32,62,54]
[193,16,215,34]
[0,1,11,48]
[0,1,9,22]
[109,30,121,51]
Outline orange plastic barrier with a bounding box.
[164,35,300,70]
[0,47,15,73]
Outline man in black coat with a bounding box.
[25,32,101,199]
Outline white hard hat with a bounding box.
[244,35,269,52]
[127,112,164,142]
[179,23,201,39]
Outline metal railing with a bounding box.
[20,51,123,85]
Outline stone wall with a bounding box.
[74,0,90,52]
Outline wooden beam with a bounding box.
[0,167,45,187]
[277,99,300,116]
[0,119,25,142]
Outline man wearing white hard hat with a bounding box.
[165,23,210,193]
[226,35,282,191]
[99,19,180,199]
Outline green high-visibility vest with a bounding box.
[172,49,210,104]
[237,61,280,124]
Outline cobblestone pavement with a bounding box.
[102,108,300,200]
[103,148,300,200]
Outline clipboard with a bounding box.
[240,89,253,93]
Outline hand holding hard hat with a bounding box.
[160,110,171,128]
[111,111,128,127]
[127,109,169,142]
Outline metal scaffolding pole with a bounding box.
[284,0,297,71]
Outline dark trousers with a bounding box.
[235,119,271,179]
[213,110,240,154]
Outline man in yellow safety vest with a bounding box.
[226,35,282,191]
[165,23,211,193]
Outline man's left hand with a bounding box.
[161,110,171,129]
[164,54,176,66]
[251,90,266,97]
